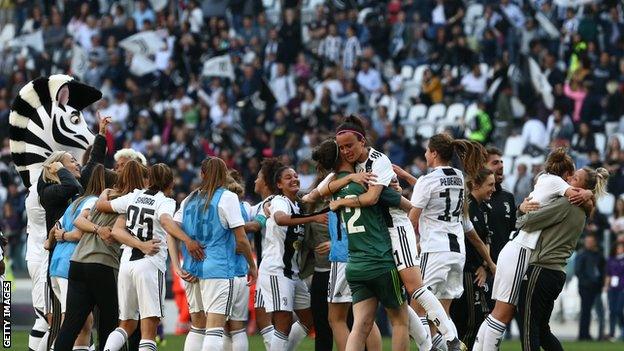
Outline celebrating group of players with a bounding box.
[28,114,610,351]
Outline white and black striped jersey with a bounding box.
[411,166,466,254]
[259,195,305,279]
[355,148,411,227]
[111,189,176,273]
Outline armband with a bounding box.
[254,214,267,229]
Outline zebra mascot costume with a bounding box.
[9,74,101,351]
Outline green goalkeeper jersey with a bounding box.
[333,172,396,281]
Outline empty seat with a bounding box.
[504,135,526,157]
[502,155,514,175]
[445,103,466,123]
[407,104,428,124]
[412,64,429,85]
[426,103,447,123]
[417,123,435,139]
[401,65,414,80]
[595,132,607,156]
[596,192,615,216]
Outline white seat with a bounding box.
[445,103,466,123]
[397,104,409,121]
[594,132,606,156]
[402,81,421,104]
[407,104,428,124]
[479,63,491,78]
[401,65,414,81]
[417,123,435,139]
[502,156,514,176]
[504,135,526,157]
[464,102,479,131]
[596,192,615,216]
[412,64,429,85]
[426,103,447,123]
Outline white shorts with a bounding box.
[27,259,47,313]
[420,251,465,299]
[328,262,352,303]
[258,274,311,312]
[200,278,235,316]
[389,223,420,271]
[183,280,204,314]
[50,276,68,313]
[492,241,532,305]
[230,276,250,321]
[254,285,265,309]
[118,258,165,320]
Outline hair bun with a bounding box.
[596,167,609,179]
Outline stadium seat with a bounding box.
[402,81,421,104]
[502,156,514,176]
[464,103,479,130]
[412,64,429,85]
[426,103,447,123]
[401,65,414,81]
[504,135,526,157]
[596,192,615,216]
[479,63,491,78]
[417,123,435,139]
[407,104,428,124]
[445,103,466,123]
[594,132,606,156]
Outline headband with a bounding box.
[336,129,365,140]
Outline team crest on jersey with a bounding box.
[293,240,302,251]
[504,203,511,216]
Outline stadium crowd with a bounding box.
[1,0,624,344]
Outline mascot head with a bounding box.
[9,74,102,188]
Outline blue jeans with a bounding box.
[608,289,624,339]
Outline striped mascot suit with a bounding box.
[9,74,101,351]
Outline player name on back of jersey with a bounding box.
[439,176,463,187]
[136,196,156,205]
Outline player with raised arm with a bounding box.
[408,133,488,351]
[325,116,462,350]
[97,164,204,351]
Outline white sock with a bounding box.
[29,314,49,351]
[36,330,50,351]
[482,315,506,351]
[184,327,205,351]
[286,321,308,351]
[432,332,448,351]
[203,328,224,351]
[103,327,128,351]
[138,339,157,351]
[473,321,487,351]
[407,307,431,350]
[260,326,274,351]
[420,316,432,342]
[270,329,289,351]
[231,329,248,351]
[223,331,232,351]
[413,287,457,341]
[73,346,90,350]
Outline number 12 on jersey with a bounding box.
[337,195,365,234]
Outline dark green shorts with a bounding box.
[348,268,405,309]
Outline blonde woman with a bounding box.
[38,150,84,350]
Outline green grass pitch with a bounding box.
[7,331,624,350]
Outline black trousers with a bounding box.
[578,285,601,339]
[311,270,332,351]
[54,262,120,351]
[450,272,490,351]
[517,266,566,351]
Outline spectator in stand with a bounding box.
[270,63,296,108]
[356,59,382,96]
[318,23,342,65]
[521,114,549,154]
[506,162,533,207]
[468,100,493,144]
[420,68,443,105]
[573,122,596,155]
[606,242,624,341]
[612,198,624,236]
[576,234,606,341]
[546,108,575,147]
[342,24,361,72]
[460,63,487,102]
[564,76,588,123]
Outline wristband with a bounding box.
[254,214,267,229]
